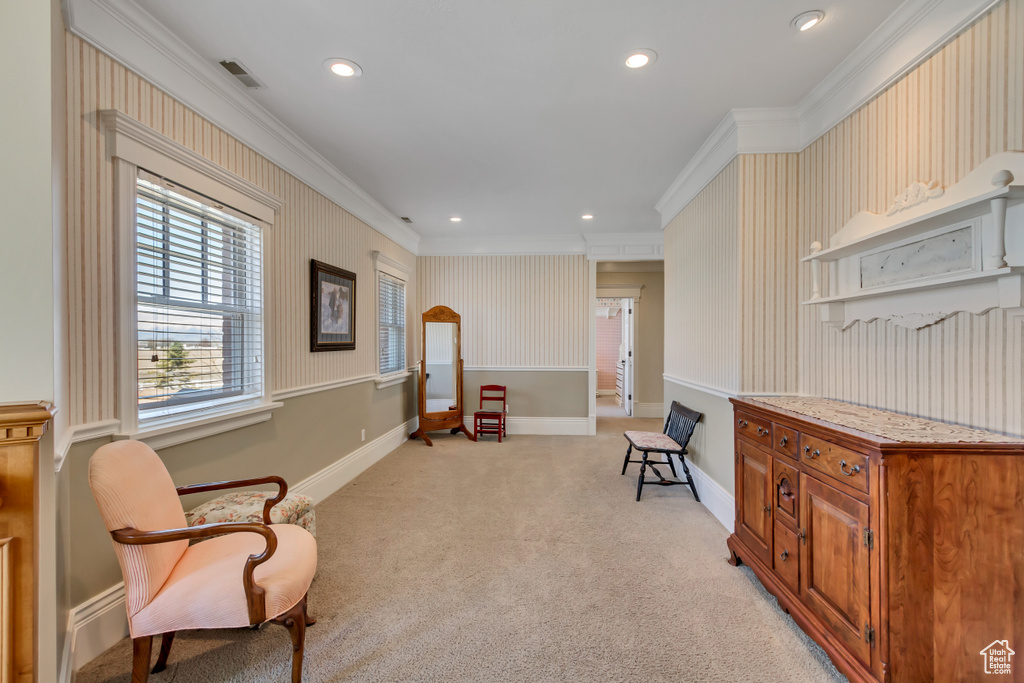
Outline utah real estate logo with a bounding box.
[980,640,1014,675]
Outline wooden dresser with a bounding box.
[727,396,1024,683]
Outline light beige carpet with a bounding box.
[77,421,846,682]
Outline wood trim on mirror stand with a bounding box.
[409,305,475,446]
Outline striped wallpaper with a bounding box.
[799,0,1024,436]
[65,34,416,427]
[739,154,800,395]
[417,255,588,368]
[663,159,740,392]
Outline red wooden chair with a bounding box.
[474,385,507,442]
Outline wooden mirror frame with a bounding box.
[409,306,475,446]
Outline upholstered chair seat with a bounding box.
[131,523,317,636]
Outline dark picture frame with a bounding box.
[310,259,356,352]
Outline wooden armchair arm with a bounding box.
[110,522,278,624]
[176,475,288,524]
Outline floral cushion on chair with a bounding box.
[624,431,683,452]
[184,491,316,537]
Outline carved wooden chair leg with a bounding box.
[151,631,175,673]
[131,636,153,683]
[680,458,701,502]
[274,597,308,683]
[636,451,648,501]
[665,453,679,479]
[303,592,316,627]
[621,445,632,475]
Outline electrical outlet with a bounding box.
[361,428,366,442]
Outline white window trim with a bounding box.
[102,109,284,448]
[373,251,412,389]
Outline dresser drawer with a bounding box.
[800,434,869,493]
[736,411,772,446]
[773,521,800,593]
[773,423,800,459]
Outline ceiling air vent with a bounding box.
[219,59,264,89]
[400,217,413,224]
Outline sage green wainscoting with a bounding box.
[462,370,589,418]
[663,380,735,493]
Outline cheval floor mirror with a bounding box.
[410,305,475,446]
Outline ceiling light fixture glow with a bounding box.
[450,216,462,222]
[624,49,657,69]
[582,214,594,220]
[325,58,363,78]
[791,10,824,31]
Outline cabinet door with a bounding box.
[800,474,872,666]
[773,457,799,528]
[736,440,772,565]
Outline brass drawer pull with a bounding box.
[806,448,820,459]
[839,459,862,476]
[779,436,788,447]
[738,419,748,427]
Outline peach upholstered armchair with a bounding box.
[88,440,318,682]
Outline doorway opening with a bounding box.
[590,260,664,434]
[595,296,633,417]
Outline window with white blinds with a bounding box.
[135,173,264,422]
[378,272,406,376]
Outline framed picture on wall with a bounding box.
[310,259,356,351]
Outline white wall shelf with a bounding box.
[803,152,1024,329]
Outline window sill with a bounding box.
[375,372,411,389]
[117,400,283,450]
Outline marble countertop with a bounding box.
[747,396,1020,444]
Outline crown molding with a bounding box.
[584,232,664,261]
[418,234,587,256]
[64,0,421,254]
[656,0,1000,228]
[795,0,1002,145]
[417,231,664,258]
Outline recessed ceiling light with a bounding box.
[450,216,462,222]
[582,214,594,220]
[624,49,657,69]
[791,10,824,31]
[325,58,362,78]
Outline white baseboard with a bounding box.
[633,402,665,419]
[291,417,416,503]
[61,417,416,676]
[596,389,616,397]
[463,416,591,436]
[67,582,129,672]
[664,455,734,532]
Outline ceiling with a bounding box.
[136,0,902,241]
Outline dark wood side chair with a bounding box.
[88,440,317,682]
[622,401,702,501]
[473,384,507,442]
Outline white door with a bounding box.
[622,298,634,416]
